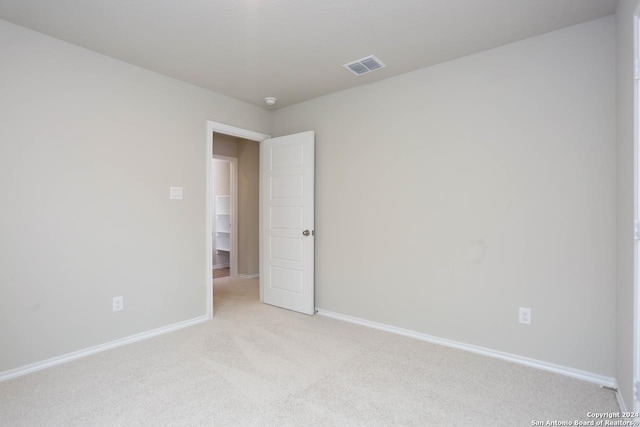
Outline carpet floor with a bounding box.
[0,276,620,426]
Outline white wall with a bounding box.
[616,0,640,411]
[0,19,270,372]
[273,17,616,377]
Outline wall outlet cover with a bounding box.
[518,307,531,325]
[113,296,124,312]
[170,186,183,200]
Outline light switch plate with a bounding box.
[170,186,183,200]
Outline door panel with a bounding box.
[260,131,314,315]
[271,175,304,198]
[271,237,303,262]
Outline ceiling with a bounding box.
[0,0,618,109]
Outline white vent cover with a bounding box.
[343,55,386,76]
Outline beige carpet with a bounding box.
[0,276,619,426]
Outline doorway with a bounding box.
[206,122,270,318]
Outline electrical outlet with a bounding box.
[519,307,531,325]
[169,186,183,200]
[113,296,124,312]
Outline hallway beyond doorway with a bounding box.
[213,267,230,279]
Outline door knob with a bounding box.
[303,230,310,236]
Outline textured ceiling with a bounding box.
[0,0,618,109]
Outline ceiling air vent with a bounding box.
[343,55,386,76]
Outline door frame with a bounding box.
[206,121,270,318]
[635,11,640,414]
[211,155,238,277]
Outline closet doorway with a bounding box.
[207,124,268,317]
[211,156,237,278]
[211,132,261,281]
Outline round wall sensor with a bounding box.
[264,97,277,106]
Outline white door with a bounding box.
[260,131,315,315]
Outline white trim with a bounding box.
[206,121,270,318]
[316,309,617,388]
[206,126,213,319]
[632,7,640,412]
[237,274,259,279]
[213,263,230,269]
[208,122,270,143]
[618,388,629,413]
[0,315,209,382]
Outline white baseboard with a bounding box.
[237,274,259,279]
[316,308,617,389]
[616,389,628,412]
[213,263,230,269]
[0,315,209,383]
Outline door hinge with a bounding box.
[635,220,640,240]
[635,381,640,400]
